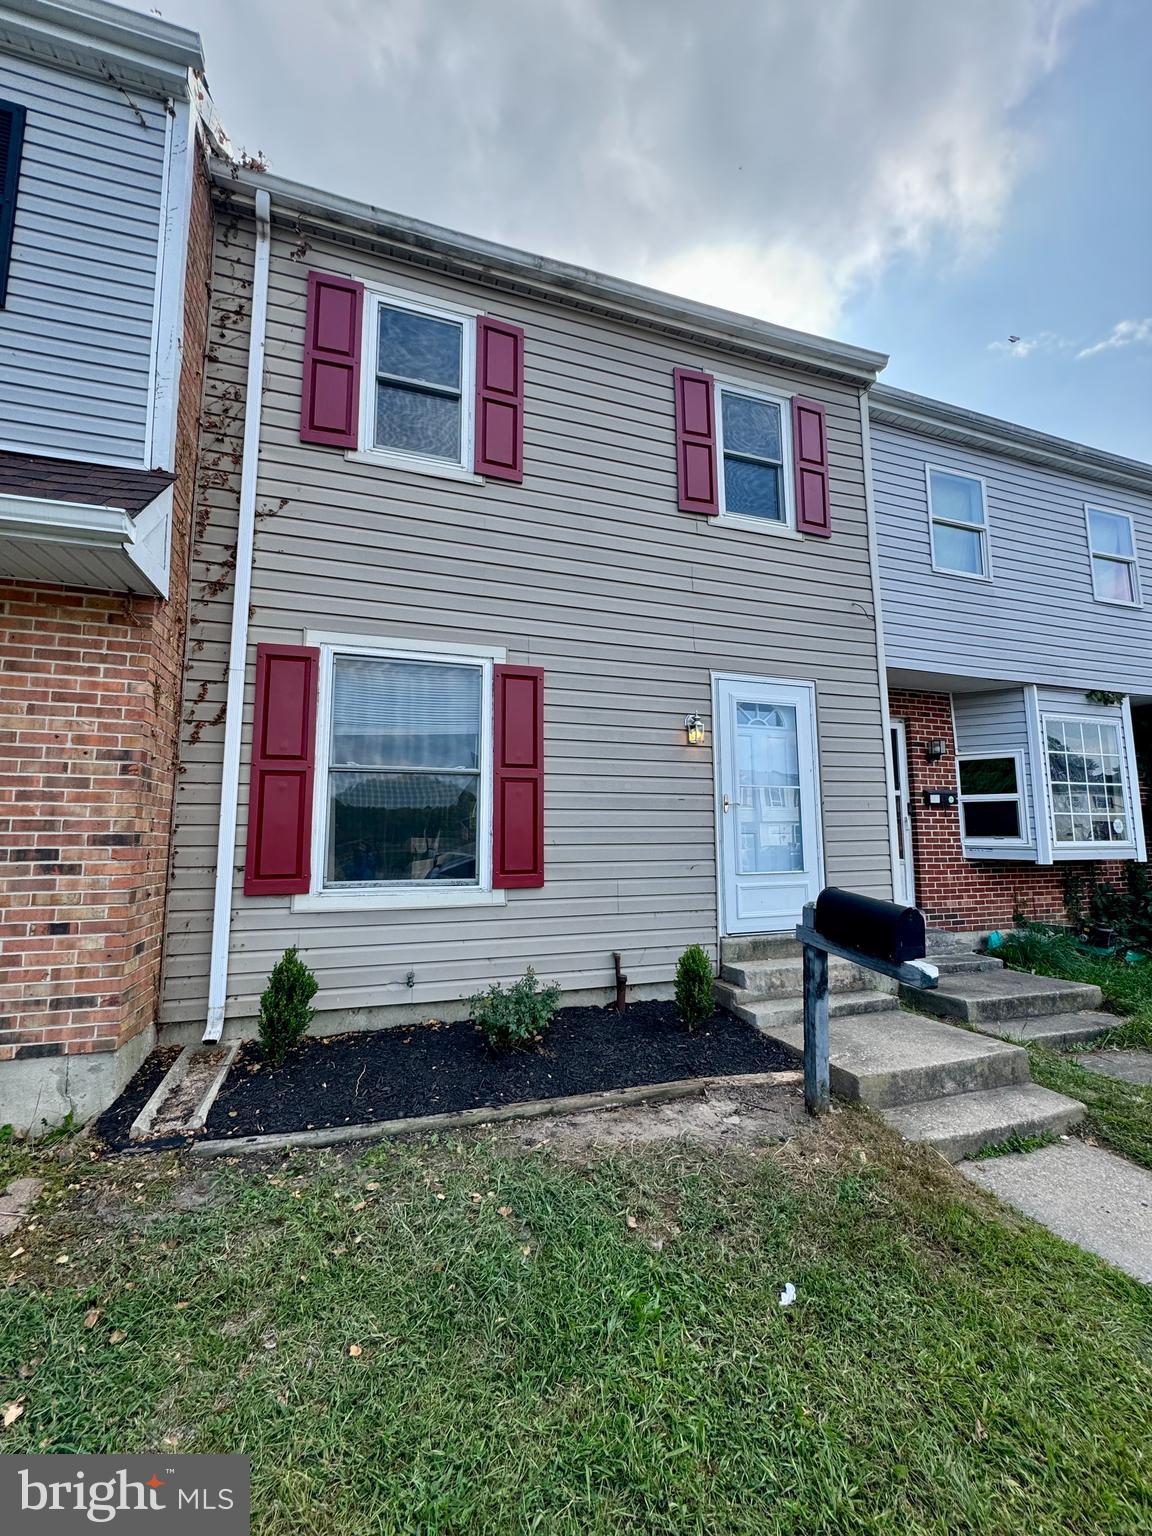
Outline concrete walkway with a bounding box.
[961,1141,1152,1283]
[1075,1049,1152,1086]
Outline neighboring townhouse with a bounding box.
[0,1,213,1126]
[872,384,1152,931]
[158,164,896,1045]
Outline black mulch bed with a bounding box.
[92,1045,183,1154]
[195,1001,793,1142]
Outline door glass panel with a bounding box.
[735,701,803,873]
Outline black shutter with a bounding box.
[0,100,27,308]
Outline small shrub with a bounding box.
[675,944,715,1030]
[258,947,318,1066]
[470,967,561,1051]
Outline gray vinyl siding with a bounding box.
[953,689,1036,855]
[0,55,167,463]
[874,423,1152,692]
[160,214,892,1030]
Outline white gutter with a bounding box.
[203,187,271,1042]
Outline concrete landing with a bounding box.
[970,1010,1118,1050]
[882,1083,1083,1163]
[755,1010,1030,1109]
[904,969,1102,1024]
[961,1141,1152,1283]
[1075,1049,1152,1086]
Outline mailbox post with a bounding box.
[794,889,940,1116]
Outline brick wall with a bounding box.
[890,687,1140,930]
[0,147,213,1067]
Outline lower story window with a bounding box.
[959,755,1024,841]
[325,654,486,886]
[1045,716,1130,846]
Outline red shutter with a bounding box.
[244,644,319,896]
[673,367,718,515]
[474,317,525,481]
[492,665,544,888]
[792,396,831,537]
[300,272,363,448]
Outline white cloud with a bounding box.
[1077,318,1152,359]
[136,0,1094,334]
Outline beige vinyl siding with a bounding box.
[160,214,892,1030]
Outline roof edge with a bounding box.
[870,383,1152,495]
[212,165,889,385]
[0,0,204,89]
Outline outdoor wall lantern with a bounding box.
[924,738,946,763]
[684,712,706,746]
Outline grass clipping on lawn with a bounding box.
[2,1114,1151,1535]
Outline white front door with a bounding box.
[890,719,916,907]
[715,676,824,935]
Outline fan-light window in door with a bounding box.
[735,700,803,873]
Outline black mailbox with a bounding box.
[812,888,927,965]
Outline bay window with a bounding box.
[959,755,1025,844]
[1044,716,1132,848]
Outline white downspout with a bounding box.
[203,188,272,1042]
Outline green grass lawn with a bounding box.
[1027,1046,1152,1170]
[994,928,1152,1166]
[3,1116,1151,1534]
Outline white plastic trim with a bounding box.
[203,188,271,1043]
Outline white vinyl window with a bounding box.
[356,289,476,477]
[1045,715,1133,848]
[716,383,794,527]
[297,637,508,913]
[927,466,990,578]
[958,755,1026,844]
[1086,506,1141,607]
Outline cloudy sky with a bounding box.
[137,0,1151,457]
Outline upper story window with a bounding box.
[958,755,1025,843]
[927,467,989,578]
[716,386,793,525]
[1086,506,1141,607]
[1045,715,1131,848]
[324,652,487,889]
[0,99,27,308]
[360,290,476,475]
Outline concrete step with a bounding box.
[718,985,900,1034]
[718,955,872,996]
[719,935,800,964]
[750,1008,1030,1109]
[881,1083,1085,1163]
[902,969,1102,1024]
[966,1010,1118,1050]
[928,954,1004,976]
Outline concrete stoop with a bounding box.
[718,934,1084,1161]
[903,968,1103,1024]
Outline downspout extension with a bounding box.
[203,188,271,1041]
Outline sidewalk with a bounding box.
[961,1141,1152,1283]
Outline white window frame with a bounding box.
[1041,709,1138,856]
[293,631,507,913]
[957,751,1028,850]
[347,285,481,484]
[714,377,799,536]
[1085,504,1142,609]
[925,464,992,581]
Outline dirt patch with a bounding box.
[489,1076,811,1156]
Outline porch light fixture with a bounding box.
[684,712,706,746]
[925,738,946,763]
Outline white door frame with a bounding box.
[890,718,917,907]
[712,673,825,937]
